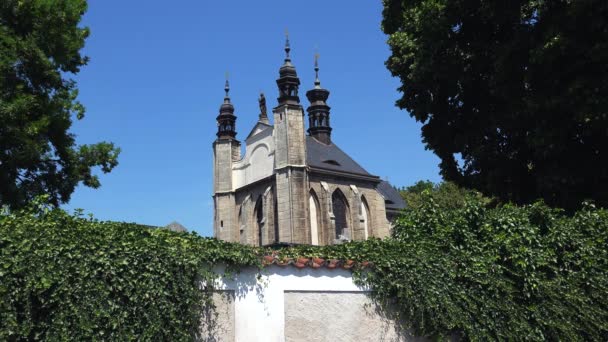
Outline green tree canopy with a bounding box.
[382,0,608,210]
[399,180,490,210]
[0,0,119,209]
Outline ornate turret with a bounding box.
[306,54,332,144]
[276,32,301,106]
[216,78,237,139]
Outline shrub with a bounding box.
[275,196,608,340]
[2,196,606,340]
[0,198,259,340]
[384,196,608,340]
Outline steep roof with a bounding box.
[306,136,374,177]
[376,181,407,211]
[243,125,405,210]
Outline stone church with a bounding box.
[213,38,405,246]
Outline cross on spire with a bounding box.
[306,48,332,144]
[284,29,291,63]
[217,73,237,140]
[276,30,300,106]
[224,71,230,102]
[314,52,321,89]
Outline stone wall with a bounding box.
[309,173,391,244]
[234,179,277,246]
[214,193,236,242]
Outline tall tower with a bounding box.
[306,54,332,144]
[273,34,310,244]
[213,79,240,241]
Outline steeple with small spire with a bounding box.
[276,31,301,106]
[306,53,332,144]
[216,76,237,139]
[212,75,240,242]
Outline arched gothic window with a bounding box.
[254,196,264,246]
[361,196,370,240]
[332,189,350,239]
[309,190,321,245]
[274,198,279,243]
[238,206,245,244]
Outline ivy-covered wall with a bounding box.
[0,199,260,341]
[1,197,607,341]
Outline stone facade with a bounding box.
[212,39,405,246]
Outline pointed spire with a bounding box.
[217,75,237,140]
[314,52,321,89]
[224,72,231,103]
[284,29,291,64]
[306,52,332,144]
[276,32,301,106]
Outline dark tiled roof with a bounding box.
[377,180,407,210]
[306,136,373,177]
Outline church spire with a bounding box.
[216,74,237,139]
[223,78,230,102]
[276,31,301,106]
[284,30,292,65]
[314,52,321,89]
[306,53,332,144]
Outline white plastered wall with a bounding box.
[209,265,417,342]
[232,127,275,189]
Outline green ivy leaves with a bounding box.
[273,197,608,341]
[1,197,606,340]
[0,203,260,341]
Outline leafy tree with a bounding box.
[382,0,608,211]
[399,180,491,210]
[0,0,119,209]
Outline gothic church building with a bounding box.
[213,38,405,246]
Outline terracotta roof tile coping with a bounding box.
[261,255,372,270]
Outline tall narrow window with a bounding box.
[309,190,320,245]
[238,206,245,244]
[361,196,370,240]
[254,197,264,246]
[332,189,350,239]
[274,198,279,243]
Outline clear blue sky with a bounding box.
[63,0,442,236]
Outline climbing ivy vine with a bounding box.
[1,195,607,340]
[0,197,260,341]
[276,195,608,341]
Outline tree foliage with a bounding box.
[399,180,490,210]
[381,0,608,210]
[0,198,260,340]
[0,0,120,209]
